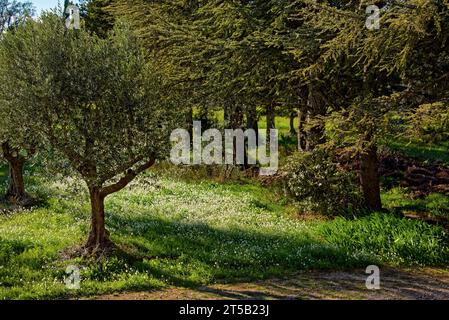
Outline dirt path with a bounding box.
[96,268,449,300]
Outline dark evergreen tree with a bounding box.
[81,0,114,37]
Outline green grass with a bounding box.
[1,130,449,299]
[318,213,449,265]
[1,170,448,299]
[382,187,449,219]
[386,140,449,165]
[258,116,295,136]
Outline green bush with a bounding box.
[318,213,449,266]
[283,149,362,216]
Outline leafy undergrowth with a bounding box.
[0,173,449,299]
[383,187,449,220]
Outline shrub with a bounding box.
[283,149,362,216]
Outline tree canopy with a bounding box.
[0,13,180,250]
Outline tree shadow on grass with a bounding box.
[0,237,34,261]
[103,212,375,290]
[0,237,38,288]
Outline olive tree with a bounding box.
[0,119,36,206]
[0,14,178,251]
[0,0,34,205]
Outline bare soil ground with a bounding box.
[95,267,449,300]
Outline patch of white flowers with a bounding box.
[111,177,308,232]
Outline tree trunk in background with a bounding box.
[186,106,193,141]
[305,111,311,151]
[2,142,31,206]
[224,99,243,129]
[266,103,276,138]
[224,99,244,130]
[360,144,382,210]
[6,158,26,202]
[228,99,243,130]
[245,104,259,169]
[85,187,113,251]
[297,109,306,152]
[289,110,297,136]
[224,100,230,128]
[198,105,209,130]
[305,86,326,150]
[246,104,259,140]
[224,99,244,171]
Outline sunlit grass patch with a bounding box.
[318,213,449,266]
[382,187,449,219]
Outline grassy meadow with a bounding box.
[1,137,449,299]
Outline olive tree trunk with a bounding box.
[2,142,32,206]
[83,158,156,253]
[85,186,112,250]
[6,157,26,202]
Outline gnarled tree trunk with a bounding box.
[2,142,32,206]
[360,144,382,210]
[83,157,156,253]
[85,186,113,251]
[6,158,26,200]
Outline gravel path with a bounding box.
[95,267,449,300]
